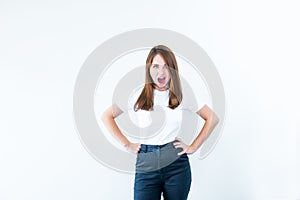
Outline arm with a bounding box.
[174,105,219,155]
[101,104,141,154]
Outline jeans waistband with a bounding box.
[139,140,177,153]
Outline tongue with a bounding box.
[158,78,165,84]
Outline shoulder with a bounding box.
[128,86,144,110]
[180,84,209,112]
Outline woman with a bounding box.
[102,45,219,200]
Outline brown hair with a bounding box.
[134,45,182,111]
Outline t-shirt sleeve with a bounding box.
[181,83,210,113]
[111,85,143,113]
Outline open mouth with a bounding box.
[158,77,166,84]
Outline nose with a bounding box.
[158,69,164,75]
[158,66,165,75]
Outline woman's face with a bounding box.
[149,54,171,91]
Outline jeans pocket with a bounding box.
[135,152,156,173]
[138,148,147,154]
[178,153,189,161]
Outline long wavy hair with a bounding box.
[134,45,182,111]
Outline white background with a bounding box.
[0,0,299,199]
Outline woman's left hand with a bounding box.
[173,137,196,155]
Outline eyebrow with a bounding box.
[151,63,167,66]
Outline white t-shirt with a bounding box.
[127,87,205,145]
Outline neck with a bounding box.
[153,85,169,91]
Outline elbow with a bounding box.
[211,113,219,127]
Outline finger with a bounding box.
[175,137,182,142]
[174,143,182,147]
[174,144,183,149]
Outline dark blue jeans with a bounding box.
[134,141,191,200]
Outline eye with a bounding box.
[152,64,159,68]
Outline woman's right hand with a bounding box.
[125,142,141,155]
